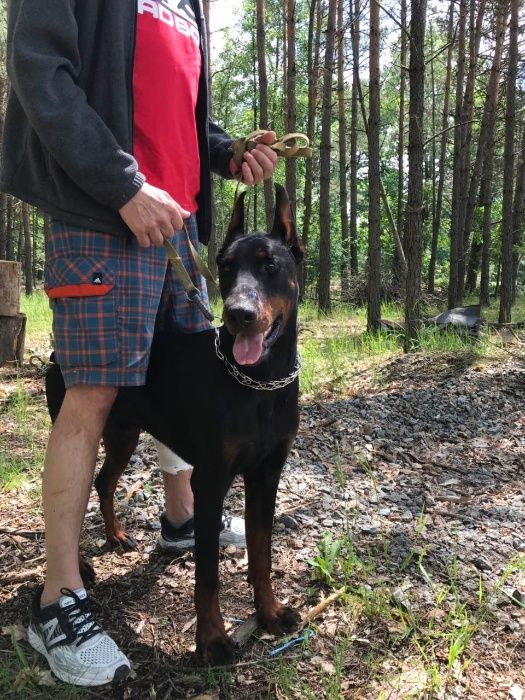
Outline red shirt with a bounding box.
[133,0,201,213]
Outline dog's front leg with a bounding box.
[192,473,234,666]
[244,453,301,636]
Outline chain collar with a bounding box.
[214,328,301,391]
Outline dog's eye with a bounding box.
[265,261,278,275]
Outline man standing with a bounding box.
[1,0,277,686]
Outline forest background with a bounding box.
[0,0,524,340]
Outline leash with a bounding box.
[214,328,301,391]
[163,223,217,323]
[165,130,312,319]
[231,130,312,171]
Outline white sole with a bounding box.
[158,533,247,550]
[158,533,195,551]
[27,625,130,687]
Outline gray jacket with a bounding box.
[0,0,233,243]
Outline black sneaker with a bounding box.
[27,587,130,687]
[158,513,246,552]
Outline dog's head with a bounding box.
[217,185,303,367]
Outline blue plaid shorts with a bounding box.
[44,214,212,388]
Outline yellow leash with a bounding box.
[231,130,312,171]
[163,224,217,322]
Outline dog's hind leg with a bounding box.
[244,450,301,635]
[95,422,141,551]
[45,360,66,423]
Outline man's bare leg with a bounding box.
[41,385,118,605]
[156,443,245,549]
[162,470,193,524]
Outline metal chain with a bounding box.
[214,328,301,391]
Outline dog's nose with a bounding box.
[226,306,257,328]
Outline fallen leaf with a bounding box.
[1,624,27,640]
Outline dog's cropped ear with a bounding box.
[223,190,246,244]
[217,191,247,264]
[269,184,303,263]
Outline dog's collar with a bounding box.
[214,328,300,391]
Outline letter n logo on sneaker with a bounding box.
[42,618,67,649]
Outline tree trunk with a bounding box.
[0,191,6,260]
[456,0,486,300]
[349,0,360,276]
[202,0,218,292]
[300,0,322,299]
[367,0,381,331]
[337,0,350,300]
[511,122,525,303]
[0,261,21,315]
[498,0,518,324]
[318,0,337,312]
[464,1,506,293]
[21,202,33,295]
[5,195,14,262]
[285,0,297,214]
[404,0,427,351]
[479,127,497,306]
[256,0,273,231]
[427,0,454,293]
[447,0,467,309]
[393,0,407,287]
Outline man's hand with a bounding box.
[229,130,278,185]
[119,182,190,248]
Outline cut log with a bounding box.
[0,261,21,316]
[0,313,26,367]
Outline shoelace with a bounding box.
[59,588,103,647]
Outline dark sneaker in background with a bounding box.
[158,512,246,552]
[27,587,130,687]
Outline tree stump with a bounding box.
[0,313,26,367]
[0,261,21,316]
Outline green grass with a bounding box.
[20,291,53,341]
[0,630,85,699]
[0,378,47,490]
[0,454,35,491]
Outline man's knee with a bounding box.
[153,438,193,474]
[61,385,118,423]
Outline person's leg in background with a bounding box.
[154,215,245,550]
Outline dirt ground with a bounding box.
[0,348,524,699]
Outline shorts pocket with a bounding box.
[44,255,115,299]
[45,256,118,368]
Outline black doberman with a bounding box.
[45,185,303,664]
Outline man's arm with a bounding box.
[7,0,143,211]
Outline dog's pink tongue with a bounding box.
[233,332,264,365]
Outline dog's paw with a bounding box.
[79,557,96,587]
[259,605,301,636]
[197,634,235,666]
[107,530,139,552]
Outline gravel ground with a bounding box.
[0,350,524,698]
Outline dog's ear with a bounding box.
[217,191,247,263]
[269,184,303,263]
[224,191,246,243]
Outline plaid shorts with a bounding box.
[44,215,212,388]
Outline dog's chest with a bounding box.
[220,390,298,472]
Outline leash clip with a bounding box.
[186,289,215,323]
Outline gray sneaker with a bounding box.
[27,587,130,687]
[158,513,246,552]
